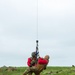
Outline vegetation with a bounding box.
[0,66,75,75]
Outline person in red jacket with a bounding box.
[23,55,50,75]
[27,52,37,67]
[23,52,37,75]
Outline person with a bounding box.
[23,55,50,75]
[23,52,38,75]
[27,52,37,67]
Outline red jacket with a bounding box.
[38,57,48,64]
[27,58,32,67]
[27,58,37,67]
[27,57,48,67]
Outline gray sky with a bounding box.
[0,0,75,67]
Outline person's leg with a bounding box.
[35,72,40,75]
[23,66,37,75]
[23,67,31,75]
[29,66,38,71]
[28,72,32,75]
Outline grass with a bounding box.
[0,66,75,75]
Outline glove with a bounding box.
[30,60,36,66]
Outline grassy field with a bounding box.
[0,66,75,75]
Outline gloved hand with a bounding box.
[30,60,36,67]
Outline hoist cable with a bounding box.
[36,0,39,58]
[36,0,38,40]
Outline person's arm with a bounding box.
[38,58,48,64]
[27,58,32,67]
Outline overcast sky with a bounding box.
[0,0,75,67]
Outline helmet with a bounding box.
[31,52,36,57]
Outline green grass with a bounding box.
[0,66,75,75]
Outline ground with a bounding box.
[0,66,75,75]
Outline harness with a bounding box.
[36,40,39,58]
